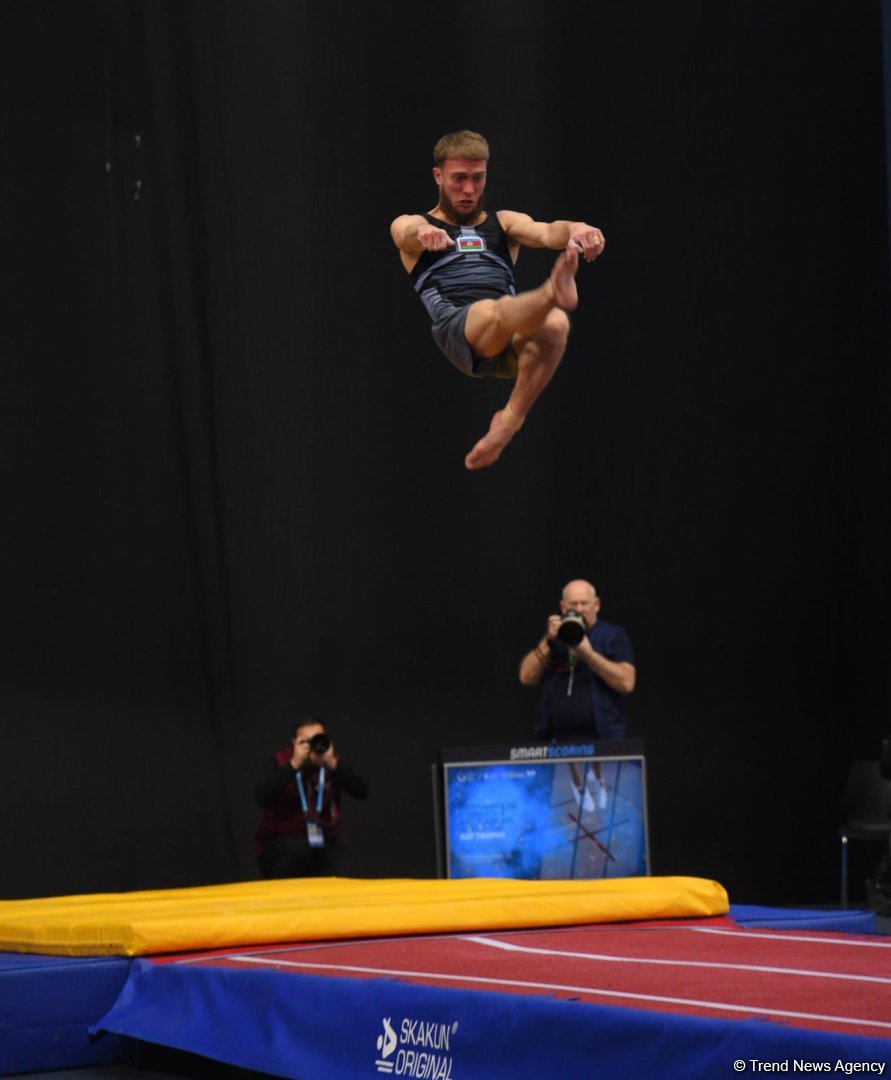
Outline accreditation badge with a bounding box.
[306,821,326,849]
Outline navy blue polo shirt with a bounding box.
[535,618,635,741]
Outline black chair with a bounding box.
[838,759,891,909]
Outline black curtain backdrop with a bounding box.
[0,0,888,904]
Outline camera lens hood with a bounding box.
[556,614,586,647]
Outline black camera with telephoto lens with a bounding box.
[556,610,586,647]
[309,733,331,755]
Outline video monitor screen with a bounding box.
[441,747,648,880]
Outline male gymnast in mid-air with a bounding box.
[390,130,605,470]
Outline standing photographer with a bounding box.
[253,717,369,879]
[519,580,636,742]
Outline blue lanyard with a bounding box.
[295,767,325,816]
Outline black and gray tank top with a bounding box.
[410,212,518,320]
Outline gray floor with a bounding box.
[7,1065,253,1080]
[7,1072,184,1080]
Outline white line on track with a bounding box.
[459,934,891,985]
[224,954,891,1032]
[686,926,891,948]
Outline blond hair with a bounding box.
[433,130,489,166]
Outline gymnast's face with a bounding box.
[433,158,487,224]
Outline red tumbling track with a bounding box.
[171,917,891,1040]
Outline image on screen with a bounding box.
[444,757,647,880]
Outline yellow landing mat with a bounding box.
[0,875,728,957]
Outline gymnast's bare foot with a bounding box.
[549,247,579,312]
[465,407,525,470]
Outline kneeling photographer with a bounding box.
[519,579,636,742]
[253,716,369,879]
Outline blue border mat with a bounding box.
[730,904,878,934]
[93,957,891,1080]
[0,952,131,1076]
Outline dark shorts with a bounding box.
[431,304,519,380]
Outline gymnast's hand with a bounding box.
[568,222,605,263]
[417,223,455,252]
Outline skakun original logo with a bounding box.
[374,1014,459,1078]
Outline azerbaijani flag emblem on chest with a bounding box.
[456,234,485,252]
